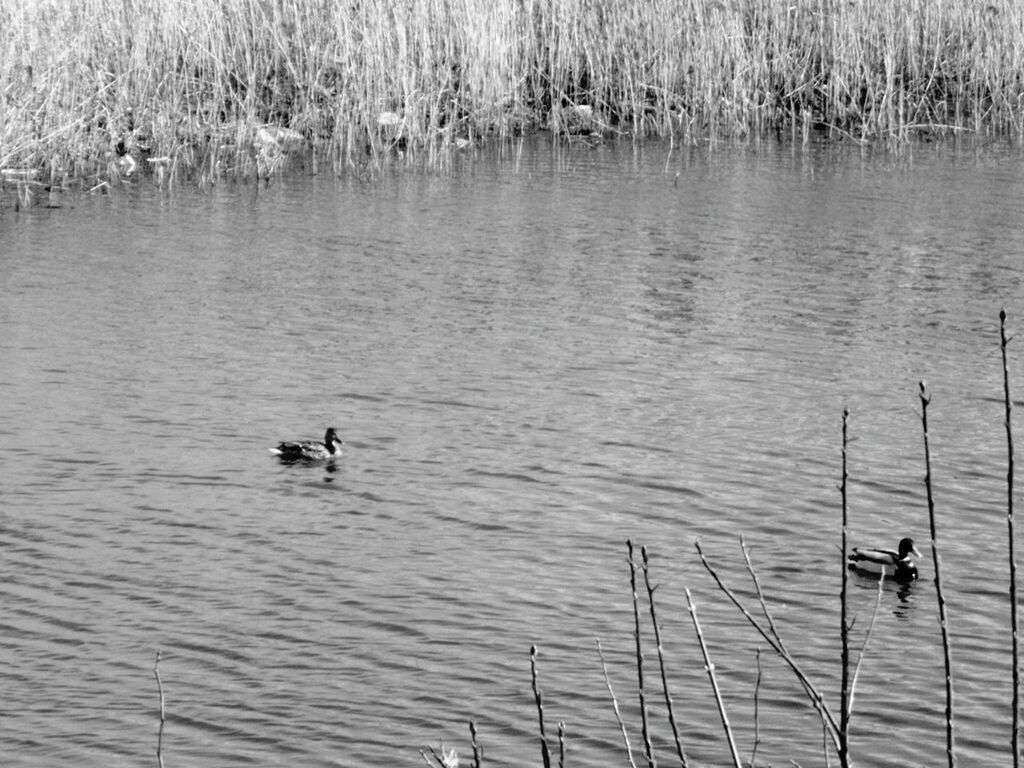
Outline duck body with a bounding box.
[848,537,922,581]
[271,427,343,461]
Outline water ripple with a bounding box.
[3,139,1024,767]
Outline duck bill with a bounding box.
[911,544,923,558]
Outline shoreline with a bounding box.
[2,0,1022,200]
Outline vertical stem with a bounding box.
[627,540,656,768]
[1002,308,1020,768]
[750,648,763,768]
[153,651,166,768]
[840,407,851,768]
[469,720,482,768]
[531,645,552,768]
[597,639,639,768]
[685,588,743,768]
[848,574,887,718]
[640,546,690,767]
[919,381,956,767]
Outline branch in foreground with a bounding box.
[640,545,690,768]
[846,575,887,719]
[750,648,763,768]
[596,639,639,768]
[918,381,956,768]
[626,540,656,768]
[153,651,166,768]
[469,720,482,768]
[1001,308,1020,768]
[695,540,841,752]
[840,407,851,768]
[531,645,553,768]
[685,588,742,768]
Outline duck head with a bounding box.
[898,537,923,561]
[323,427,343,454]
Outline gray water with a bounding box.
[3,136,1024,767]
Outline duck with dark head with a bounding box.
[848,537,923,581]
[271,427,343,462]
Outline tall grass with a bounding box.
[2,0,1023,188]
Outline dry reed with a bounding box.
[3,0,1024,197]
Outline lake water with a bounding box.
[3,136,1024,768]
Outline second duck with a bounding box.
[848,537,923,581]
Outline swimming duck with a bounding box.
[848,537,922,581]
[271,427,343,461]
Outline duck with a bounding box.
[271,427,343,461]
[848,537,923,581]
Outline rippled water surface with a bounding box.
[4,137,1024,767]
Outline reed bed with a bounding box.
[2,0,1024,195]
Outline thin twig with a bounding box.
[695,540,841,750]
[740,540,787,652]
[919,381,956,767]
[739,538,840,741]
[557,721,566,768]
[685,588,743,768]
[627,540,656,768]
[469,719,482,768]
[420,745,441,767]
[531,645,552,768]
[1002,309,1020,768]
[750,648,763,768]
[640,546,690,767]
[840,407,851,768]
[597,639,639,768]
[153,651,166,768]
[847,572,886,716]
